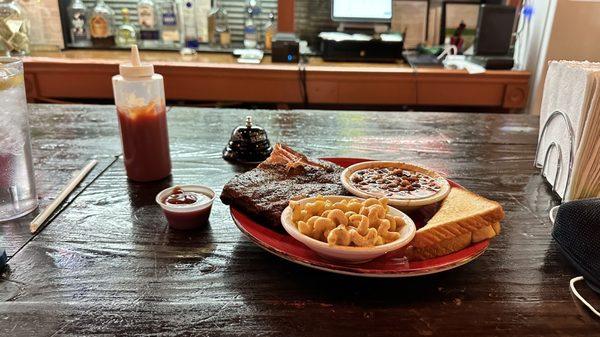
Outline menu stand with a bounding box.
[534,110,575,201]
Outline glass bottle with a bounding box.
[194,0,210,43]
[243,0,260,49]
[67,0,91,47]
[0,0,30,56]
[89,0,115,48]
[216,2,230,48]
[207,4,215,46]
[112,46,171,182]
[180,0,198,50]
[252,0,263,48]
[138,0,159,46]
[264,11,276,51]
[115,8,137,47]
[160,0,180,45]
[208,0,229,48]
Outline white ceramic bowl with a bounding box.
[340,161,451,211]
[281,195,416,264]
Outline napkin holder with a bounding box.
[534,110,575,200]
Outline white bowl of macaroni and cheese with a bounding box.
[281,195,416,263]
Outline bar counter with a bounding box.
[23,50,530,110]
[1,104,598,336]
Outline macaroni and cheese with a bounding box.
[289,196,406,247]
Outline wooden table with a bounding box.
[1,104,598,336]
[23,50,530,111]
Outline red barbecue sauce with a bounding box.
[117,102,171,181]
[162,187,213,230]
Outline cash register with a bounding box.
[319,0,403,63]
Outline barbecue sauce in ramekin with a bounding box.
[165,187,210,206]
[156,185,215,230]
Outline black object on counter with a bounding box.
[403,51,443,68]
[466,55,515,70]
[223,116,273,164]
[474,4,516,56]
[553,198,600,293]
[272,33,300,63]
[0,247,6,273]
[320,34,403,63]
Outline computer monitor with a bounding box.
[331,0,392,22]
[474,5,516,55]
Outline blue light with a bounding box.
[287,54,293,62]
[522,5,534,20]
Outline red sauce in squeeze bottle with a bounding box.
[112,45,171,181]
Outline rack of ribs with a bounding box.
[220,144,349,227]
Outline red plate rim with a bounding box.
[230,157,491,278]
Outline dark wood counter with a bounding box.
[23,50,530,110]
[0,104,598,336]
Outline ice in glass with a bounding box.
[0,58,37,221]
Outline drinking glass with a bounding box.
[0,58,37,221]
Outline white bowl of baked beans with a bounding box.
[340,161,451,211]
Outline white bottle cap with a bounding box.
[119,45,155,78]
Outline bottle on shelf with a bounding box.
[89,0,115,48]
[264,11,276,51]
[67,0,91,47]
[160,0,180,45]
[208,0,230,48]
[180,0,198,52]
[243,0,260,49]
[138,0,159,46]
[195,0,210,43]
[112,45,172,182]
[0,0,30,55]
[115,8,137,47]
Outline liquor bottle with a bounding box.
[194,0,210,43]
[115,8,137,47]
[251,0,263,47]
[264,11,276,51]
[243,0,260,49]
[160,0,180,45]
[180,0,198,50]
[67,0,91,47]
[0,0,30,55]
[208,0,230,48]
[138,0,159,45]
[89,0,115,47]
[207,3,216,46]
[216,6,231,48]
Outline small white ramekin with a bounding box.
[155,185,216,230]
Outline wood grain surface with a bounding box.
[0,104,598,336]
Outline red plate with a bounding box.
[230,158,490,277]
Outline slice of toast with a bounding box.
[405,188,504,261]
